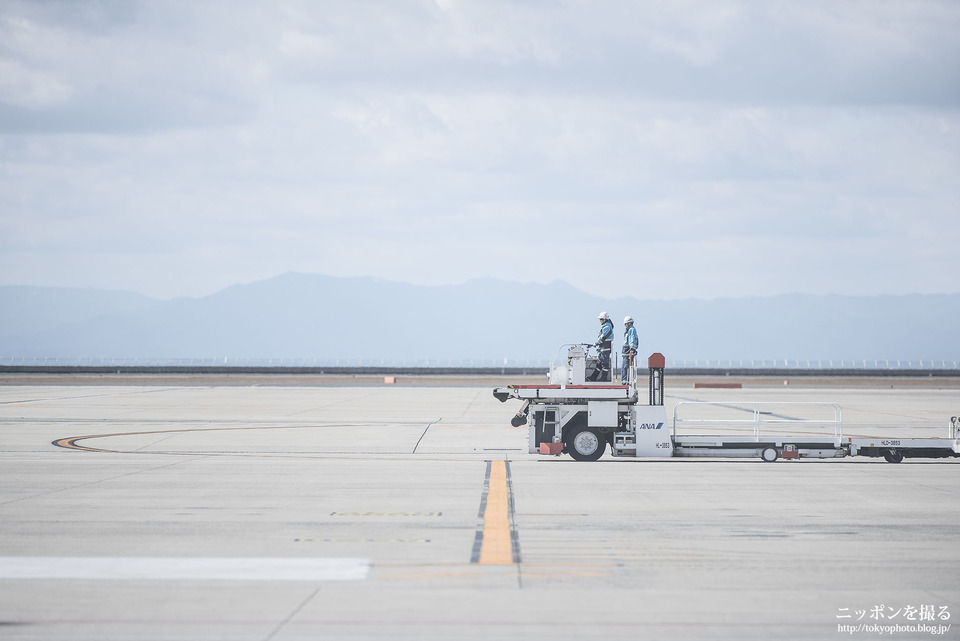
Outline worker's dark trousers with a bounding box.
[596,348,611,381]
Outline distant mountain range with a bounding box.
[1,273,958,364]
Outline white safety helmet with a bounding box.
[624,315,634,325]
[598,312,610,321]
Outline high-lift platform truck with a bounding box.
[493,345,959,463]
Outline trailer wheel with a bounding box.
[883,449,904,464]
[567,427,605,462]
[760,447,779,462]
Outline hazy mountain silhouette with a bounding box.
[1,273,957,364]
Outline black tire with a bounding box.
[567,427,606,462]
[883,449,904,464]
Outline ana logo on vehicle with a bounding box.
[638,422,664,430]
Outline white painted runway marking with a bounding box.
[0,557,370,581]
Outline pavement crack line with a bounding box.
[0,457,207,507]
[460,390,484,418]
[133,422,220,452]
[0,387,191,406]
[287,390,382,415]
[412,418,442,454]
[263,585,322,641]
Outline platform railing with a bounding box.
[672,401,844,442]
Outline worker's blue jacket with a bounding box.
[596,320,614,348]
[623,324,638,352]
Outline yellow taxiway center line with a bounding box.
[478,460,512,565]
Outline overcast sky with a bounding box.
[1,0,958,300]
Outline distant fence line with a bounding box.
[0,356,958,371]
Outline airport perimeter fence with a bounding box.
[1,356,959,376]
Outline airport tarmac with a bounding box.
[0,376,958,640]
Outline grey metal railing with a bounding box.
[672,401,844,442]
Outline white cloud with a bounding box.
[0,59,73,108]
[0,0,957,299]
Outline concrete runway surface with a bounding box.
[0,375,958,640]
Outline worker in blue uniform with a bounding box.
[591,312,614,381]
[621,315,638,384]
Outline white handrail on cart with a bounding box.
[672,402,843,442]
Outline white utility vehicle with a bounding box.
[493,345,960,463]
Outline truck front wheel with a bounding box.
[567,427,606,462]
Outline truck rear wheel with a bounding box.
[883,449,904,464]
[567,427,605,462]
